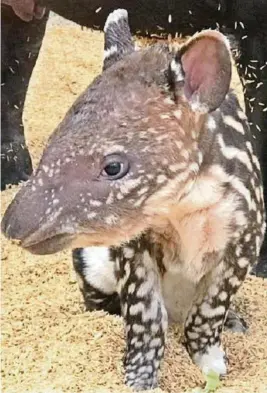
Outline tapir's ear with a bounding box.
[103,9,135,71]
[169,30,232,113]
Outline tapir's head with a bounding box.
[1,9,232,254]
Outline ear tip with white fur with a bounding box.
[104,9,129,33]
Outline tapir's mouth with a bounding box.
[21,230,110,255]
[21,233,75,255]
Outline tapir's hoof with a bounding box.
[224,308,248,333]
[250,252,267,279]
[1,141,33,191]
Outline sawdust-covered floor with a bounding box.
[1,15,267,393]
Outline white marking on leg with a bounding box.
[193,344,227,375]
[201,302,225,318]
[123,247,135,259]
[81,247,117,294]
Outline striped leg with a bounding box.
[72,247,121,315]
[184,243,252,375]
[113,241,168,391]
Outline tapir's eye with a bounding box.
[101,153,129,180]
[104,162,121,176]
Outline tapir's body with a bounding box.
[2,9,265,391]
[74,86,264,327]
[2,1,267,279]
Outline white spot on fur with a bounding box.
[136,275,154,297]
[129,302,145,315]
[157,174,167,184]
[209,284,219,297]
[193,343,227,376]
[229,276,241,287]
[207,116,216,131]
[237,110,247,120]
[187,331,199,339]
[219,291,227,301]
[80,247,116,294]
[195,316,202,325]
[222,115,245,134]
[123,247,135,259]
[209,165,252,209]
[128,283,136,294]
[164,97,175,105]
[90,200,102,207]
[132,323,145,334]
[201,303,225,317]
[244,233,251,242]
[217,134,252,172]
[87,212,97,219]
[135,266,146,279]
[133,194,147,207]
[160,113,170,120]
[237,258,249,269]
[137,186,149,196]
[106,191,114,205]
[146,349,156,361]
[170,59,184,81]
[120,178,142,195]
[149,338,162,348]
[173,110,182,119]
[104,45,118,60]
[105,214,118,225]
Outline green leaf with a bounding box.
[184,370,221,393]
[204,370,221,392]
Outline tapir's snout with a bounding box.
[2,182,44,242]
[1,176,78,255]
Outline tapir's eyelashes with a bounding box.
[101,153,130,180]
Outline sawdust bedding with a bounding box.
[1,17,267,393]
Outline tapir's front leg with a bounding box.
[72,247,121,315]
[184,243,252,376]
[114,241,168,391]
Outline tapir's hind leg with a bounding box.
[72,247,121,315]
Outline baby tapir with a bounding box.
[2,8,266,391]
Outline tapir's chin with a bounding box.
[22,233,75,255]
[21,230,126,255]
